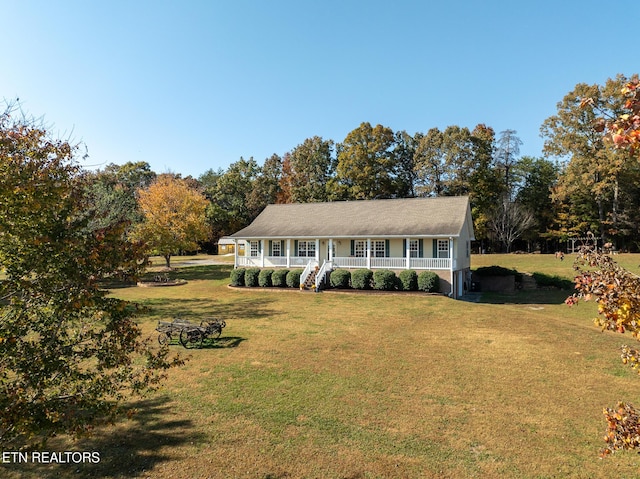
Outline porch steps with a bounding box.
[301,270,317,290]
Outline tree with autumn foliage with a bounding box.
[589,75,640,153]
[567,74,640,456]
[132,174,209,268]
[542,75,640,248]
[0,104,183,449]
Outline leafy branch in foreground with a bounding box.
[584,75,640,154]
[0,104,185,449]
[566,247,640,456]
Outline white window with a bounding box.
[298,240,316,257]
[409,240,419,258]
[372,240,385,258]
[250,241,260,257]
[437,239,450,258]
[354,240,366,257]
[271,241,281,257]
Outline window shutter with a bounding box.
[385,240,390,257]
[402,239,406,258]
[432,239,437,258]
[350,240,355,256]
[268,240,272,256]
[281,240,285,254]
[419,239,424,258]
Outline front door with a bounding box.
[326,241,336,262]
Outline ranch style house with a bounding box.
[229,196,475,299]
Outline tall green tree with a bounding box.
[201,157,260,239]
[0,106,182,449]
[84,161,156,231]
[414,127,446,197]
[280,137,334,203]
[414,126,474,197]
[441,125,474,196]
[332,122,398,199]
[515,156,559,249]
[468,124,505,243]
[392,130,419,197]
[249,153,282,211]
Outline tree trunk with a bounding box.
[164,254,171,269]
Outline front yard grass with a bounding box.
[6,255,640,478]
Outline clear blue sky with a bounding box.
[3,1,637,178]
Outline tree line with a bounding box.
[85,73,639,253]
[89,126,555,254]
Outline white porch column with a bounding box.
[405,238,410,270]
[315,239,320,263]
[366,238,371,269]
[286,239,291,268]
[329,238,334,261]
[233,239,238,268]
[260,239,265,267]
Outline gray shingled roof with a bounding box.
[230,196,474,239]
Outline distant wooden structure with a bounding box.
[567,235,598,254]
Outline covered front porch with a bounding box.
[234,237,454,271]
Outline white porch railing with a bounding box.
[289,256,311,267]
[370,257,407,269]
[237,256,309,268]
[332,257,451,270]
[238,256,452,270]
[237,257,260,267]
[315,260,333,289]
[259,257,286,267]
[409,258,451,270]
[332,257,367,268]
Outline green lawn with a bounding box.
[6,254,640,478]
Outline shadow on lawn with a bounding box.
[9,396,204,479]
[140,296,281,322]
[162,336,246,349]
[172,264,233,281]
[477,288,572,305]
[100,265,233,289]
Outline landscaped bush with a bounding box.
[418,271,440,293]
[245,268,261,287]
[373,269,397,291]
[286,269,304,288]
[474,266,518,277]
[474,265,522,284]
[271,269,289,287]
[398,270,418,291]
[230,268,246,287]
[258,269,274,287]
[329,269,351,289]
[351,269,373,290]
